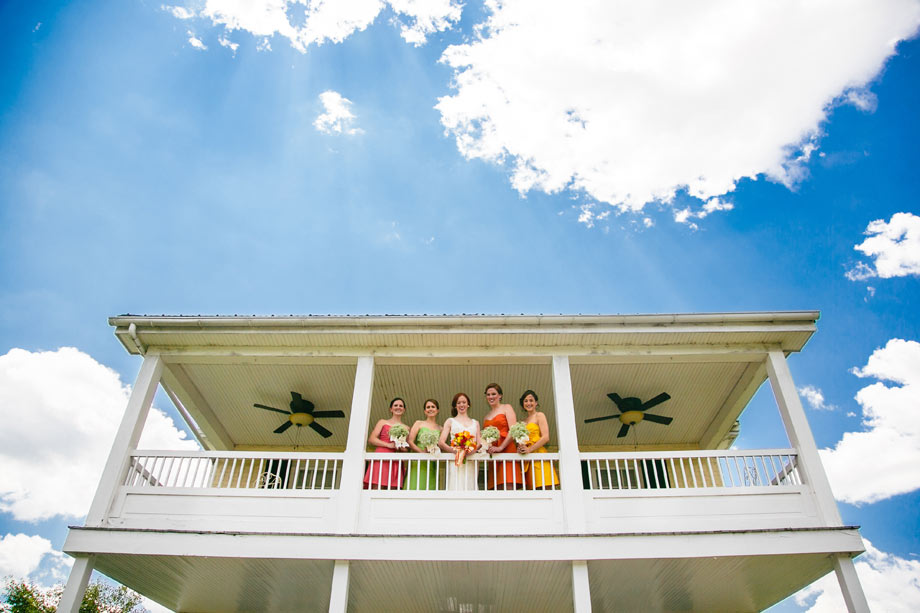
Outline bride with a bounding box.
[438,392,480,490]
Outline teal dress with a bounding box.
[403,427,440,491]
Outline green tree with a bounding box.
[2,579,147,613]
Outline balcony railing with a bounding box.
[581,449,800,491]
[125,451,344,491]
[362,452,561,491]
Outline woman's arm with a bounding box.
[367,419,394,449]
[493,405,517,453]
[524,412,551,453]
[407,421,423,453]
[438,419,454,452]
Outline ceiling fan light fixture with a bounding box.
[619,410,644,426]
[289,412,314,427]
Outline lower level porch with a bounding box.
[63,526,865,612]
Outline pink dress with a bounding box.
[363,424,403,489]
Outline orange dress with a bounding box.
[483,413,526,490]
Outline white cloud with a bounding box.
[218,36,239,53]
[793,541,920,612]
[798,384,836,411]
[847,212,920,280]
[193,0,461,52]
[188,32,207,49]
[314,90,363,135]
[164,5,196,20]
[0,347,198,522]
[436,1,920,214]
[0,533,56,579]
[673,197,734,228]
[819,339,920,504]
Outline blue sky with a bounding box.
[1,1,919,611]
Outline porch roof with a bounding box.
[111,312,819,451]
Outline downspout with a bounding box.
[128,323,146,355]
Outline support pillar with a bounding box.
[86,353,163,524]
[336,356,375,533]
[553,355,586,533]
[765,350,842,525]
[572,560,592,613]
[834,555,870,613]
[56,555,94,613]
[328,560,350,613]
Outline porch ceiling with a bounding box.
[91,553,835,612]
[160,359,766,451]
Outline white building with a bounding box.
[60,312,868,612]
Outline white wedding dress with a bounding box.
[446,417,479,491]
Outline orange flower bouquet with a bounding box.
[450,431,477,466]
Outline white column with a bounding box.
[765,350,842,525]
[85,354,163,525]
[552,355,587,534]
[336,356,375,534]
[834,555,870,613]
[56,555,94,613]
[328,560,350,613]
[572,560,592,613]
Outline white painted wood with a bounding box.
[572,560,592,613]
[336,356,374,533]
[56,555,94,613]
[766,350,843,526]
[329,560,350,613]
[85,354,163,525]
[553,355,587,534]
[64,525,865,563]
[834,555,870,613]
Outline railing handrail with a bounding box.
[579,448,796,460]
[130,449,346,459]
[363,451,561,460]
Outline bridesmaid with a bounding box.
[518,390,559,489]
[403,399,442,491]
[482,383,525,490]
[363,397,408,489]
[438,392,480,490]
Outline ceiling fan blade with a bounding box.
[273,421,294,434]
[643,413,673,425]
[308,421,334,438]
[255,404,291,416]
[312,410,346,419]
[641,392,671,411]
[607,393,623,404]
[617,423,631,438]
[585,414,620,423]
[290,391,303,402]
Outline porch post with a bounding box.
[765,350,842,525]
[336,356,375,533]
[56,555,94,613]
[328,560,350,613]
[85,353,163,525]
[552,355,587,533]
[572,560,592,613]
[834,555,870,613]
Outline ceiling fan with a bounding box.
[254,391,345,438]
[584,392,673,438]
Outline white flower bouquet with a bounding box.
[509,422,530,451]
[480,425,500,456]
[388,424,410,449]
[417,428,440,454]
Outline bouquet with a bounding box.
[480,425,500,456]
[388,424,409,449]
[450,430,477,466]
[417,428,440,454]
[509,422,530,452]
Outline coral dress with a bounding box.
[403,427,440,491]
[363,424,403,489]
[524,421,559,489]
[483,413,526,490]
